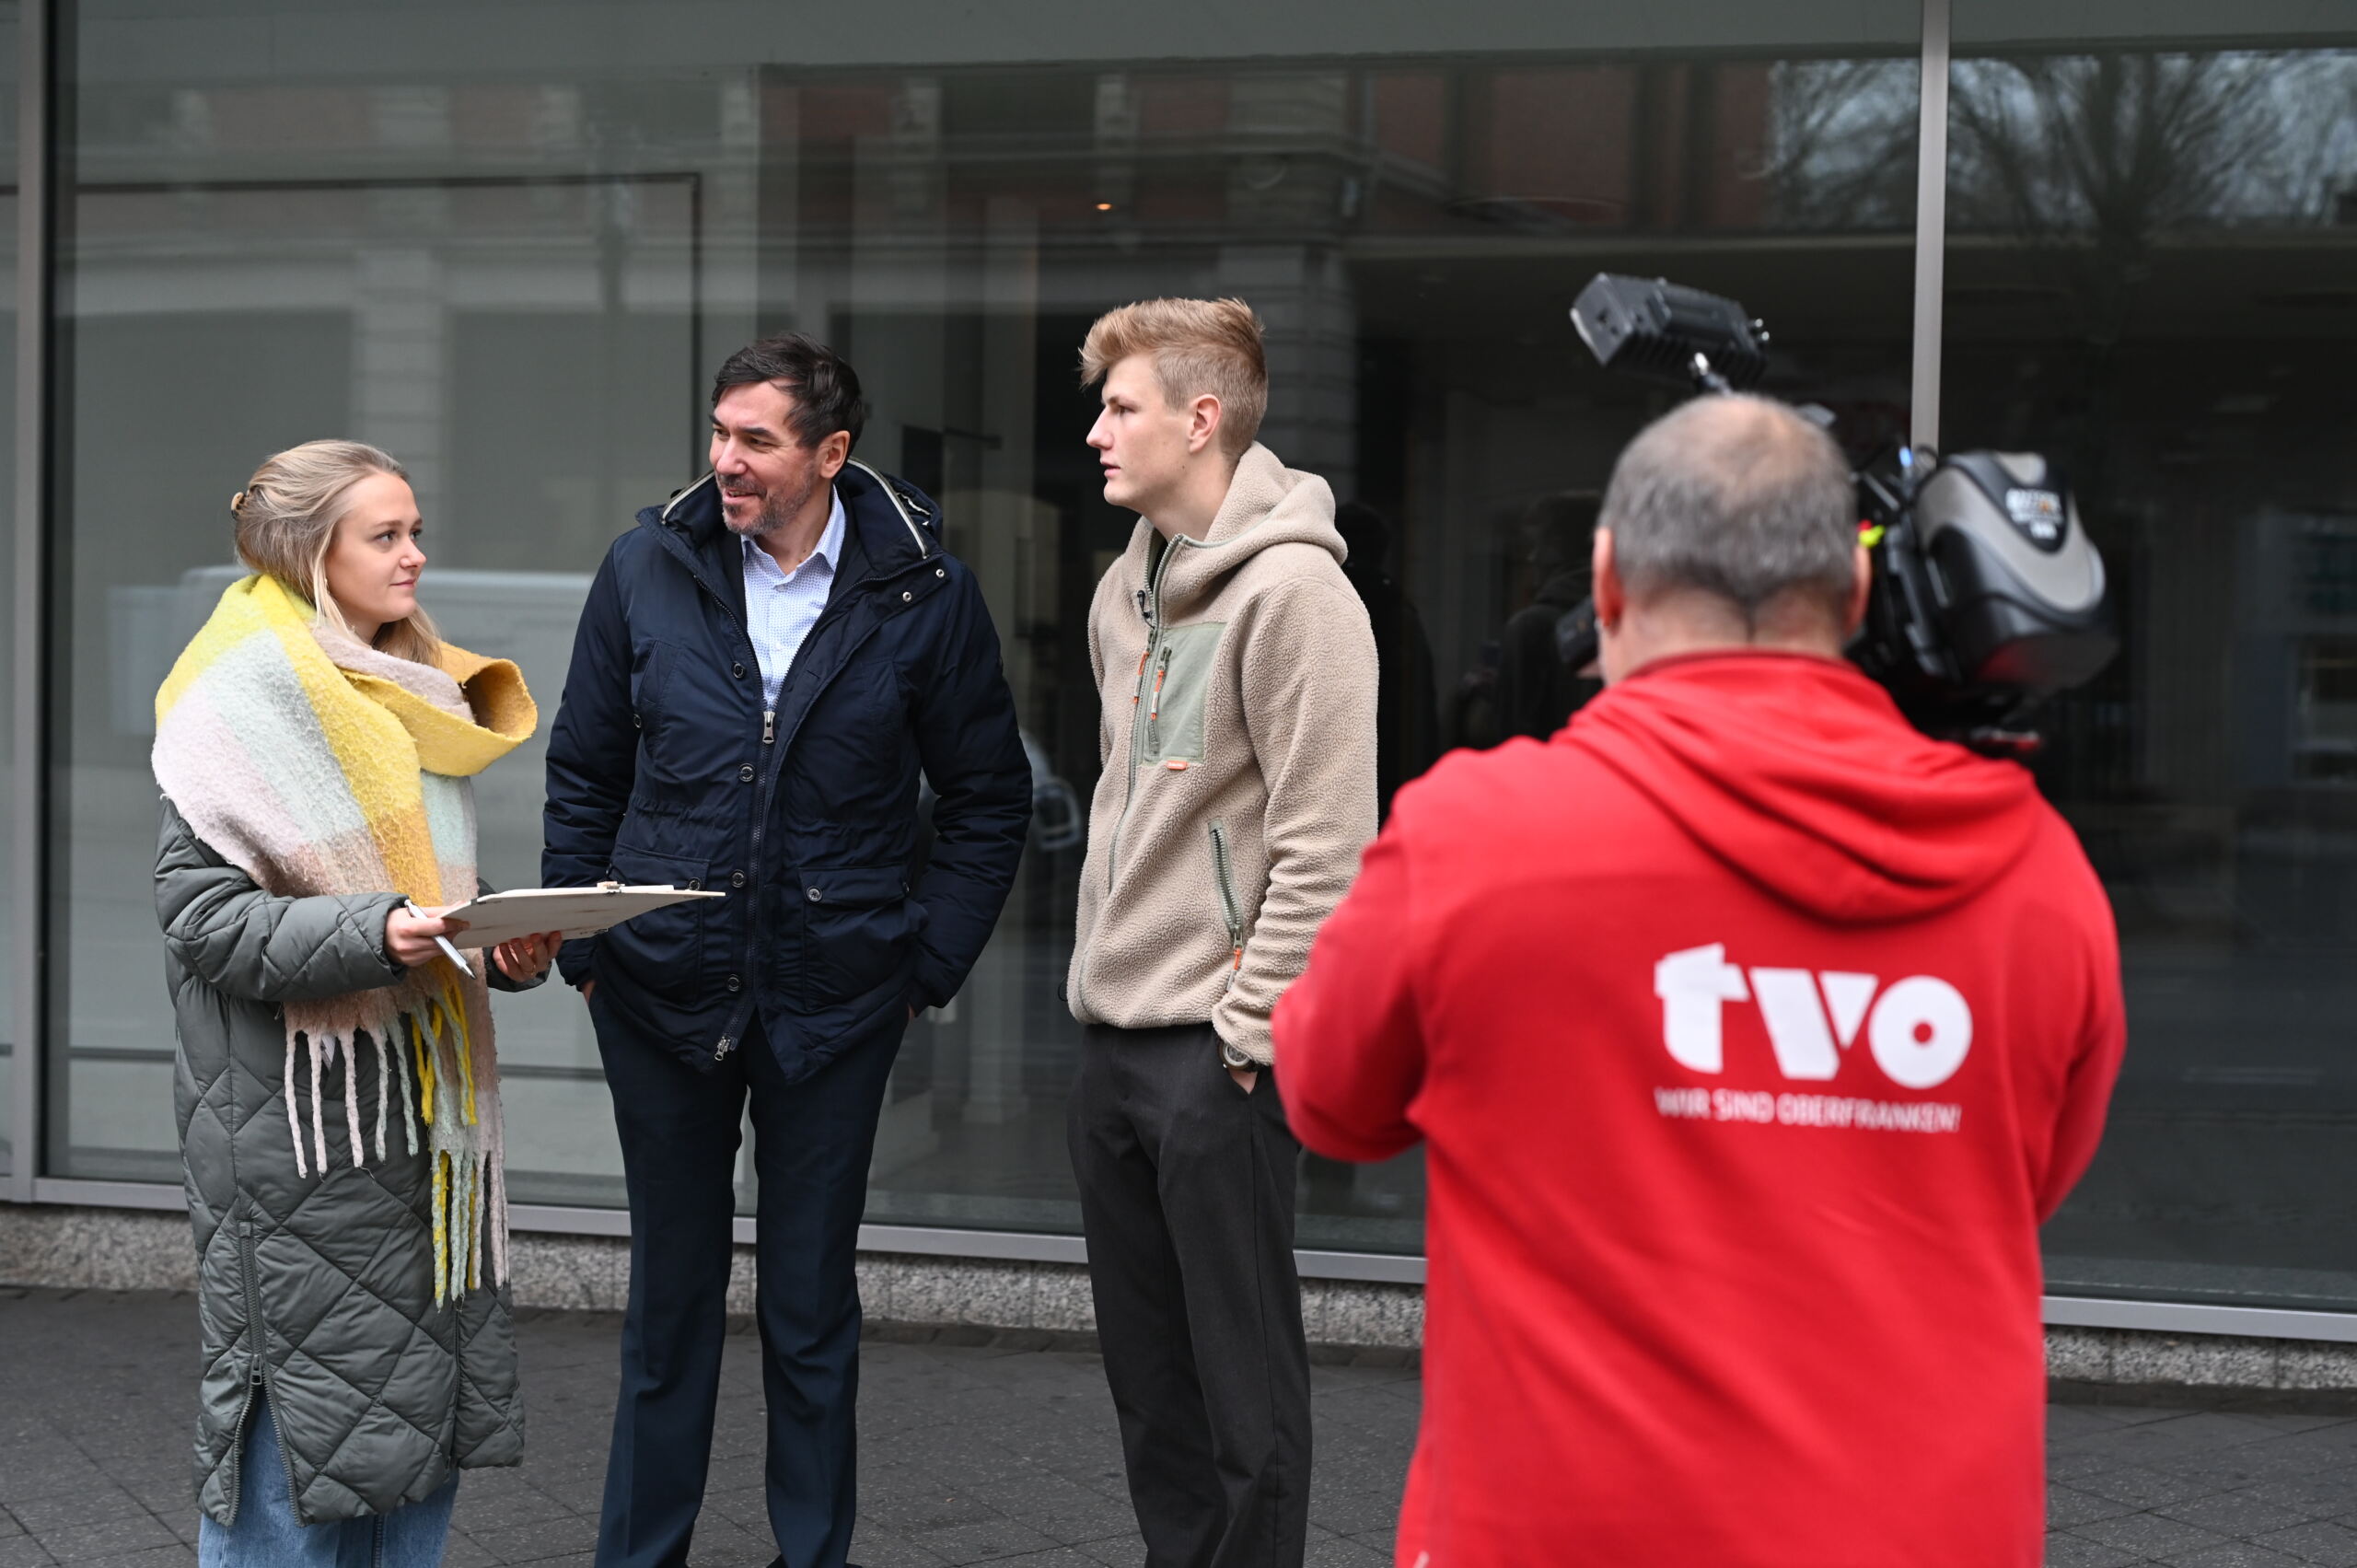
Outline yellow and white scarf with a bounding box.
[153,573,537,1302]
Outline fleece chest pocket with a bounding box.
[1134,621,1225,767]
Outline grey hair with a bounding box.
[1599,394,1857,627]
[231,438,442,665]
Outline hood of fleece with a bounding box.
[1144,444,1343,609]
[1564,652,2045,923]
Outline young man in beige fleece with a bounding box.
[1067,296,1378,1568]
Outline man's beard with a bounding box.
[722,469,823,539]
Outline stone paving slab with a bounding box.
[6,1287,2356,1566]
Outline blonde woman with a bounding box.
[152,440,561,1568]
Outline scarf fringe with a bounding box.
[278,972,507,1306]
[372,1034,389,1164]
[307,1034,329,1177]
[339,1039,366,1169]
[393,1022,420,1157]
[283,1038,308,1180]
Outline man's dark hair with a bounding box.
[711,333,869,451]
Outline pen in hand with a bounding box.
[401,898,474,977]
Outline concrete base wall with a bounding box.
[7,1202,2350,1394]
[2047,1326,2357,1397]
[0,1202,1424,1348]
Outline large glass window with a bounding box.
[52,43,756,1190]
[1943,34,2357,1307]
[48,4,1918,1249]
[815,41,1922,1249]
[25,0,2357,1325]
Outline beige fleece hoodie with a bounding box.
[1067,444,1379,1067]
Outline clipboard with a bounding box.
[437,883,726,949]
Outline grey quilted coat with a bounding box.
[157,798,529,1527]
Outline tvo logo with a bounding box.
[1654,944,1973,1090]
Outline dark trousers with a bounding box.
[1068,1023,1312,1568]
[592,999,902,1568]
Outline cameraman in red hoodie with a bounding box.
[1274,393,2124,1568]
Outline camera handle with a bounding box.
[1686,352,1736,396]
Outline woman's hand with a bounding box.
[493,930,563,983]
[385,904,459,968]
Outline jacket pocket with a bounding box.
[1138,621,1225,766]
[633,635,759,793]
[1208,819,1245,990]
[798,864,924,1008]
[628,638,673,728]
[598,843,710,1000]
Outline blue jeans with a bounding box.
[198,1391,459,1568]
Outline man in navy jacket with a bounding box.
[543,333,1030,1568]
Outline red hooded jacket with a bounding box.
[1274,652,2124,1568]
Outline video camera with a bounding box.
[1564,273,2118,753]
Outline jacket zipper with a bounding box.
[1209,819,1245,989]
[238,1214,302,1525]
[724,707,781,1060]
[1146,645,1173,755]
[223,1373,259,1527]
[222,1218,262,1527]
[1105,536,1191,894]
[650,521,770,1062]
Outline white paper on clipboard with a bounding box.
[438,884,726,949]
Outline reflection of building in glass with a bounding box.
[46,41,1929,1250]
[1938,45,2357,1313]
[8,9,2356,1333]
[2237,514,2357,788]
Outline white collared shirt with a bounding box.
[739,485,846,711]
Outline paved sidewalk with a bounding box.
[6,1287,2357,1567]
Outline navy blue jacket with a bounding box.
[542,461,1030,1074]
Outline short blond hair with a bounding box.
[1079,296,1267,459]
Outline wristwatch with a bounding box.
[1221,1039,1255,1070]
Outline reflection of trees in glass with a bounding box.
[1949,52,2357,238]
[1936,51,2357,810]
[1942,51,2353,353]
[1763,59,1919,231]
